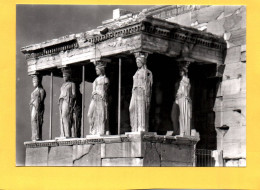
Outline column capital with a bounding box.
[90,57,111,65]
[176,57,195,63]
[30,72,43,82]
[130,50,153,55]
[61,66,72,74]
[29,71,40,76]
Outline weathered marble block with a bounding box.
[24,134,199,167]
[160,143,193,163]
[73,144,101,166]
[101,141,144,158]
[102,158,143,166]
[48,146,73,166]
[161,161,193,167]
[25,147,48,166]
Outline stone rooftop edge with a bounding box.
[20,10,226,53]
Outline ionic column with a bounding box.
[171,59,193,136]
[129,52,153,132]
[29,73,46,141]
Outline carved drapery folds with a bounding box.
[30,73,46,141]
[171,60,192,136]
[88,61,109,135]
[129,52,153,132]
[59,67,76,138]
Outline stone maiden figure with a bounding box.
[59,67,76,138]
[87,61,109,135]
[171,62,192,136]
[30,74,46,141]
[129,52,153,132]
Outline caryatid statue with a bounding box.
[87,61,109,135]
[59,67,76,138]
[129,52,153,132]
[30,74,46,141]
[171,62,192,136]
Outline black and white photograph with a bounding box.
[16,5,246,167]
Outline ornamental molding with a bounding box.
[21,17,226,61]
[24,135,199,148]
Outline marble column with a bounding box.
[129,52,153,132]
[30,73,46,141]
[171,60,192,136]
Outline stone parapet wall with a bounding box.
[25,134,199,166]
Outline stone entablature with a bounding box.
[21,16,226,75]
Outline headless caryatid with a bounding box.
[30,74,46,141]
[72,81,82,138]
[129,52,153,132]
[88,61,109,135]
[59,67,76,138]
[171,62,192,136]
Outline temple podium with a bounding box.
[25,133,199,166]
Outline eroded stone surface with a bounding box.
[73,144,101,166]
[193,6,225,24]
[102,158,143,166]
[25,147,48,166]
[229,28,246,46]
[223,62,246,79]
[225,159,239,166]
[215,110,244,128]
[167,12,191,26]
[160,144,192,163]
[224,46,241,64]
[48,146,73,166]
[143,143,161,166]
[223,126,246,159]
[240,52,246,62]
[207,19,225,36]
[224,14,242,32]
[101,141,144,158]
[224,6,242,16]
[161,161,193,166]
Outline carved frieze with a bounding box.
[24,39,78,60]
[21,16,226,75]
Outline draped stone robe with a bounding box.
[129,67,153,132]
[30,87,46,141]
[171,76,192,136]
[59,82,76,137]
[88,75,109,135]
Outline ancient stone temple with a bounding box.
[21,5,246,167]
